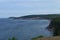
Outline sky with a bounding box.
[0,0,60,18]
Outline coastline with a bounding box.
[32,17,60,40]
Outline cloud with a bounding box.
[54,0,60,3]
[0,0,16,2]
[0,0,60,18]
[0,0,57,2]
[0,0,58,10]
[0,0,60,3]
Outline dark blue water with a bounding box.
[0,19,52,40]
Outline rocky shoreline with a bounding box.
[47,17,60,36]
[32,17,60,40]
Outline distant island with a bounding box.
[9,14,60,20]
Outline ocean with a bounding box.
[0,18,53,40]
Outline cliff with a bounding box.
[32,17,60,40]
[47,17,60,36]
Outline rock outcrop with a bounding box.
[47,17,60,36]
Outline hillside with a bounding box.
[9,14,60,20]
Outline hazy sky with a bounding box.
[0,0,60,18]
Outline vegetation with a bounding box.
[32,35,44,40]
[51,17,60,36]
[32,36,60,40]
[46,17,60,36]
[19,14,60,18]
[9,14,60,19]
[8,37,17,40]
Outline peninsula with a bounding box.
[9,14,60,20]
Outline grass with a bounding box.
[32,36,60,40]
[31,35,44,40]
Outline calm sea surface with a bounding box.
[0,18,53,40]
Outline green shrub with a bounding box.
[32,35,44,40]
[8,37,17,40]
